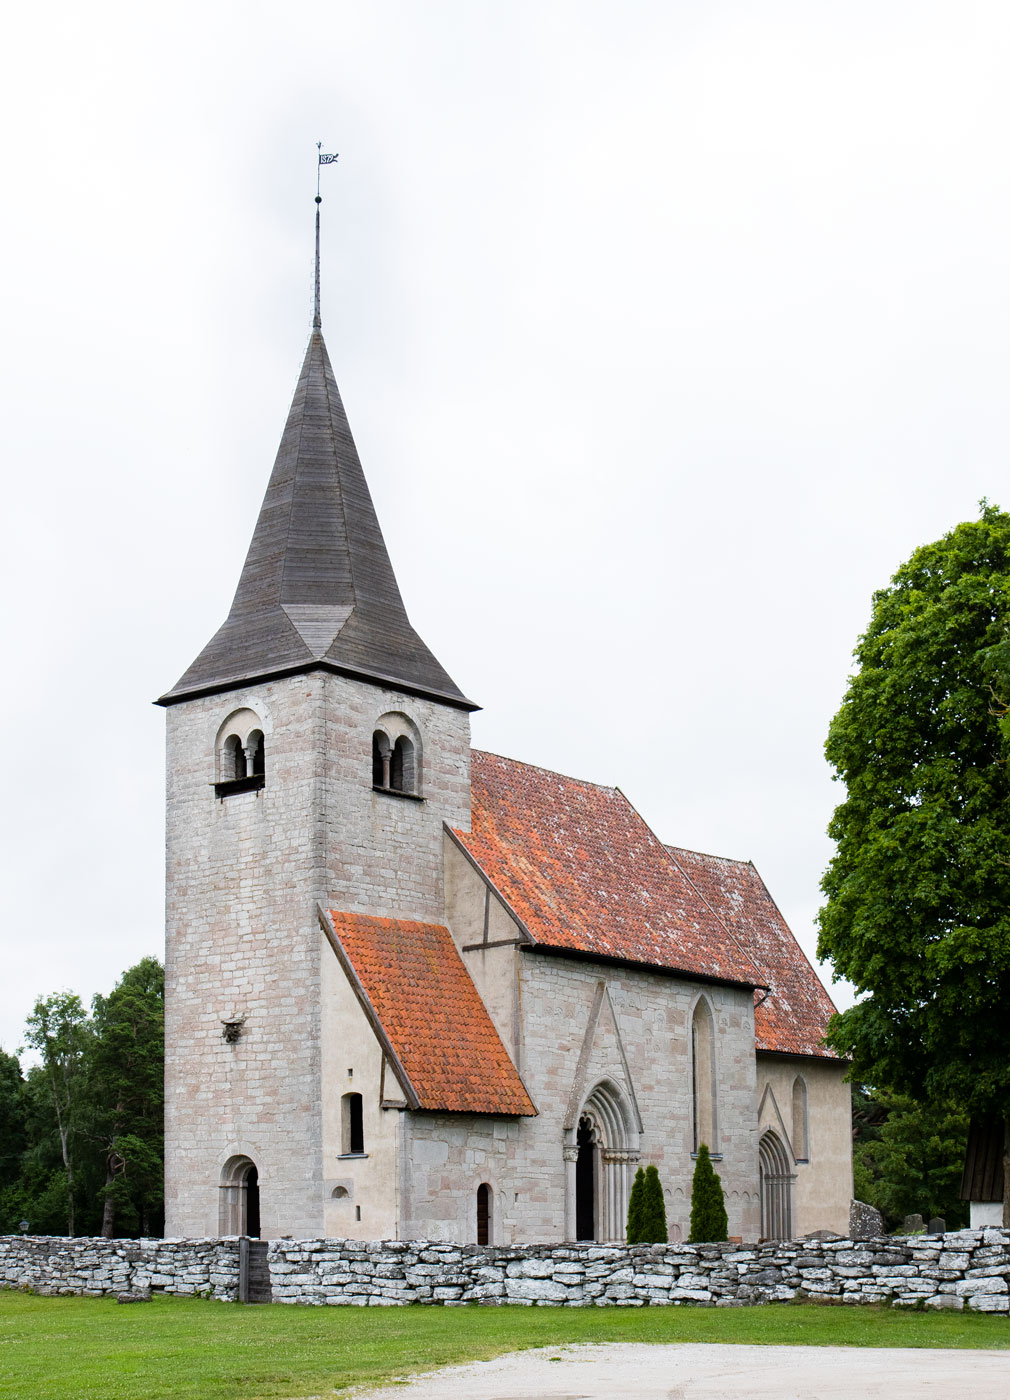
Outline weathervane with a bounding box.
[314,143,339,329]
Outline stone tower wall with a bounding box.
[164,669,471,1239]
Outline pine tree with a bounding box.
[639,1164,668,1243]
[626,1165,646,1242]
[689,1143,728,1243]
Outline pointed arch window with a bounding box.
[791,1075,809,1161]
[691,997,717,1154]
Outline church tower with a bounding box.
[158,208,476,1238]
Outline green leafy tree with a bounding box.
[852,1087,969,1231]
[89,958,165,1238]
[23,993,92,1235]
[639,1164,668,1243]
[626,1165,646,1242]
[689,1143,727,1243]
[0,1050,26,1190]
[817,503,1010,1222]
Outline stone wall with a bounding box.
[0,1237,240,1301]
[4,1231,1010,1311]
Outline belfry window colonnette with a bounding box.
[157,191,852,1246]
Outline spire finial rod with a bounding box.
[314,144,339,331]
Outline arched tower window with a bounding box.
[247,729,265,777]
[791,1076,809,1161]
[476,1183,492,1245]
[390,736,416,793]
[215,708,267,797]
[341,1092,364,1156]
[691,997,717,1153]
[223,733,246,780]
[371,713,422,798]
[372,731,391,788]
[759,1129,794,1240]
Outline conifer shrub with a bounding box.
[689,1143,728,1243]
[626,1165,646,1243]
[639,1163,668,1243]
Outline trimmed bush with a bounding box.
[639,1164,668,1243]
[689,1143,728,1242]
[626,1166,646,1243]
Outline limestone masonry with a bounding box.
[158,240,853,1244]
[3,1231,1009,1311]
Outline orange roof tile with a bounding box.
[452,752,765,988]
[667,847,838,1059]
[322,909,536,1116]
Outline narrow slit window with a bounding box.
[341,1092,364,1155]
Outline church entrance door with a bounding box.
[575,1115,596,1240]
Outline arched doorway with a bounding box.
[219,1155,261,1237]
[565,1080,640,1242]
[759,1130,794,1240]
[575,1116,597,1240]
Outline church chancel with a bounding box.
[159,194,852,1245]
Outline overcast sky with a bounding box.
[2,1,1008,1055]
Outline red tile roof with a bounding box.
[666,847,838,1059]
[323,909,536,1116]
[452,752,765,989]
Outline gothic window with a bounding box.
[476,1183,492,1245]
[691,997,717,1153]
[341,1092,364,1156]
[791,1075,809,1161]
[215,709,266,797]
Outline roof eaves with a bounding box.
[157,659,480,711]
[522,941,761,992]
[316,904,421,1110]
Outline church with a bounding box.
[158,224,852,1246]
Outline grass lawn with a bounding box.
[1,1292,1008,1400]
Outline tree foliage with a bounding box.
[851,1085,970,1231]
[817,504,1010,1127]
[1,960,164,1238]
[626,1165,645,1243]
[639,1164,668,1244]
[689,1143,728,1243]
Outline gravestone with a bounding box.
[927,1217,946,1234]
[849,1199,885,1239]
[903,1213,925,1234]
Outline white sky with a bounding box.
[2,1,1008,1055]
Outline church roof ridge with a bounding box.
[470,747,620,794]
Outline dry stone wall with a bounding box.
[0,1237,240,1301]
[3,1231,1010,1312]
